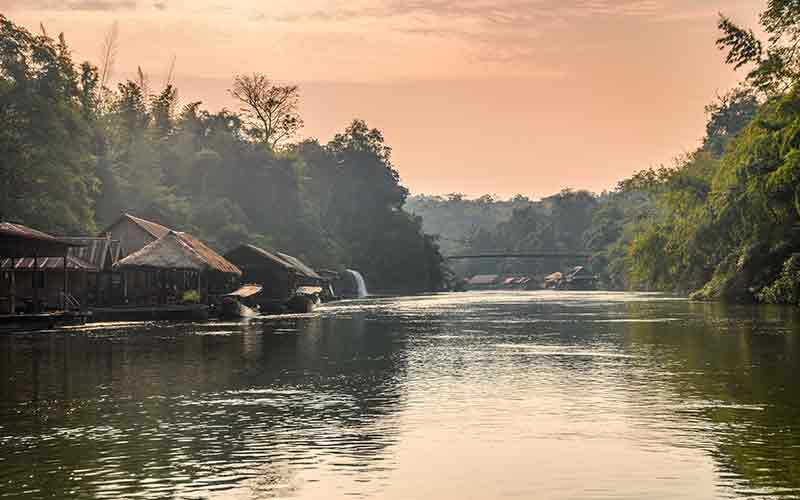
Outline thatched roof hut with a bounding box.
[114,231,241,275]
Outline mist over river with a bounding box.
[1,292,800,499]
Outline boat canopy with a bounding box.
[223,284,263,298]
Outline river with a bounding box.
[1,291,799,499]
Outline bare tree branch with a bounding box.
[136,65,150,101]
[99,20,119,89]
[230,73,303,149]
[164,55,176,88]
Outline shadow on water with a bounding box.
[0,312,407,499]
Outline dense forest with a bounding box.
[0,15,445,292]
[409,0,800,305]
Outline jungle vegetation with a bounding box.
[0,14,444,292]
[3,0,800,303]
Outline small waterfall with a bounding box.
[346,269,369,298]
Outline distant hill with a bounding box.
[404,194,533,255]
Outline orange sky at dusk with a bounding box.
[3,0,762,198]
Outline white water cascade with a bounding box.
[346,269,369,298]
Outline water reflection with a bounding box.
[0,313,405,499]
[0,292,799,499]
[621,301,800,498]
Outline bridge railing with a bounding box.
[444,252,591,260]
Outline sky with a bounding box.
[4,0,763,198]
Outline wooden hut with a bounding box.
[101,213,171,258]
[224,244,323,312]
[465,274,500,290]
[113,231,241,306]
[0,222,85,315]
[1,235,124,309]
[60,236,122,306]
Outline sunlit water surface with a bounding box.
[1,291,800,499]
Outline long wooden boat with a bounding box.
[219,285,262,319]
[286,286,323,313]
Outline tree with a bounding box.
[230,73,303,148]
[703,87,760,157]
[717,1,800,94]
[98,20,119,90]
[0,15,97,233]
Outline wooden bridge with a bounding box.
[444,252,591,261]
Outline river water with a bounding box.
[1,291,800,499]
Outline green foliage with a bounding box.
[703,87,760,157]
[620,83,800,300]
[0,15,97,234]
[405,193,531,256]
[182,290,201,304]
[717,1,800,94]
[757,254,800,304]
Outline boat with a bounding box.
[286,286,322,313]
[219,284,262,319]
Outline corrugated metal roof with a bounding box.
[60,237,121,269]
[0,255,94,270]
[114,231,241,275]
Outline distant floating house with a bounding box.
[113,231,241,307]
[224,244,323,312]
[543,272,563,289]
[465,274,501,290]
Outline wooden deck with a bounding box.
[90,304,209,322]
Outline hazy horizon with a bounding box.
[4,0,762,198]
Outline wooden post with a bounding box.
[63,249,68,310]
[32,253,38,313]
[160,270,165,305]
[9,257,15,315]
[95,271,101,306]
